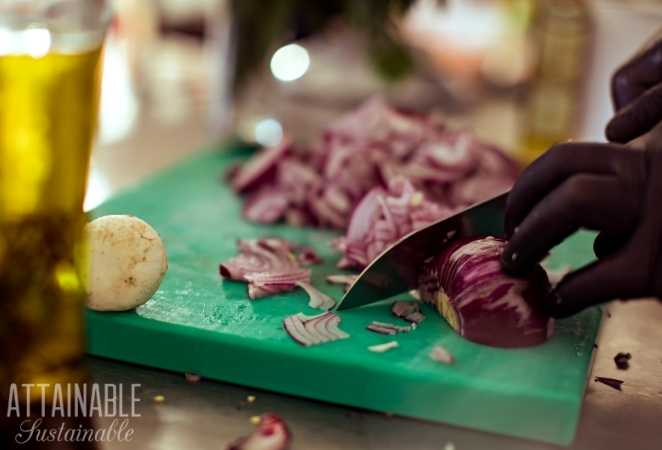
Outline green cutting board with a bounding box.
[86,146,601,446]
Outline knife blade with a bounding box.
[335,191,509,310]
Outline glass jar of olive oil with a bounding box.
[0,1,109,408]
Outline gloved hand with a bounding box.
[606,29,662,144]
[501,30,662,318]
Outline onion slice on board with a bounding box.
[368,341,399,353]
[429,345,454,364]
[325,274,357,292]
[283,312,349,347]
[367,321,413,335]
[220,238,311,299]
[296,281,336,310]
[391,301,426,324]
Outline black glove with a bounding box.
[606,29,662,144]
[501,29,662,318]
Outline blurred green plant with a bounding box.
[229,0,425,90]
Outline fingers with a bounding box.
[505,142,639,237]
[610,29,662,111]
[545,253,644,318]
[606,83,662,143]
[593,232,631,259]
[503,174,639,274]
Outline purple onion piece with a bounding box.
[219,238,311,299]
[429,345,454,364]
[243,189,289,224]
[296,281,336,310]
[368,341,399,353]
[325,274,357,292]
[367,321,413,335]
[232,141,290,193]
[295,246,322,266]
[391,301,425,324]
[228,98,518,269]
[283,312,349,347]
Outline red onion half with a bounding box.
[226,414,291,450]
[419,236,553,348]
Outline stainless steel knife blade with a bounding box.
[336,191,509,310]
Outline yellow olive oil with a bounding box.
[0,47,103,402]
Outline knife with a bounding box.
[335,191,509,310]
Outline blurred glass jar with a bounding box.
[0,0,110,406]
[519,0,593,164]
[210,0,541,147]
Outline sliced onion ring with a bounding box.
[283,312,349,347]
[296,281,336,310]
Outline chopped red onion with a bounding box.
[296,281,336,310]
[367,321,413,335]
[419,236,553,348]
[295,246,322,266]
[228,98,519,270]
[231,140,290,193]
[368,341,399,353]
[429,345,454,364]
[336,177,455,269]
[391,301,426,324]
[226,414,291,450]
[325,274,357,291]
[243,188,289,224]
[283,312,349,347]
[220,238,311,299]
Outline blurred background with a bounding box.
[88,0,662,210]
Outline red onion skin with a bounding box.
[232,141,290,193]
[220,239,311,299]
[419,237,553,348]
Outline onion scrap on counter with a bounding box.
[226,414,291,450]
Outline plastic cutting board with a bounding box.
[86,146,602,446]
